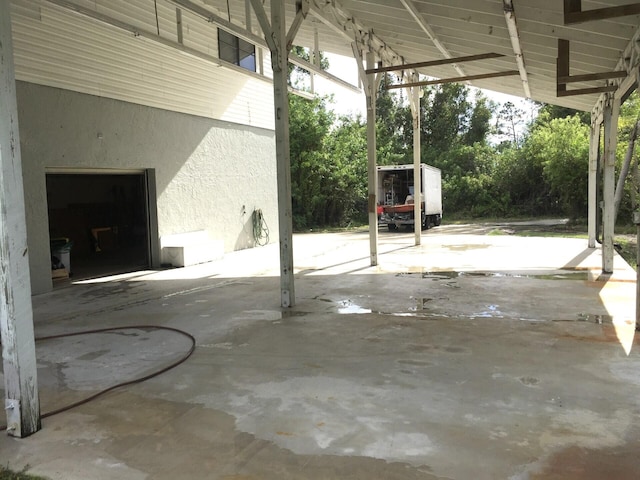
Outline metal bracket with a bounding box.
[5,399,21,437]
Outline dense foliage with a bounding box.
[288,77,639,230]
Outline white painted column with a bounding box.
[411,85,421,245]
[587,117,599,248]
[366,52,378,266]
[0,1,41,437]
[271,0,295,307]
[602,94,620,273]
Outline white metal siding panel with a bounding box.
[180,8,218,56]
[10,0,274,130]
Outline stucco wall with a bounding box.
[17,82,278,294]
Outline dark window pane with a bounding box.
[218,29,256,72]
[219,43,237,64]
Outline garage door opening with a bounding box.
[46,170,156,281]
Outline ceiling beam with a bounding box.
[564,0,640,25]
[559,71,628,84]
[289,55,360,92]
[286,0,310,51]
[385,70,520,90]
[503,0,531,99]
[558,85,618,97]
[365,52,504,75]
[398,0,465,77]
[557,39,627,97]
[308,0,415,81]
[169,0,267,49]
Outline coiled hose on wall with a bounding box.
[252,208,269,246]
[0,325,196,432]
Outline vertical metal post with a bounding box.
[366,51,378,266]
[588,117,599,248]
[411,85,421,245]
[635,211,640,329]
[271,0,295,307]
[0,1,41,437]
[602,95,620,273]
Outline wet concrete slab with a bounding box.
[1,228,638,479]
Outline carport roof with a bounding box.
[275,0,640,112]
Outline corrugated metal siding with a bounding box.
[10,0,275,130]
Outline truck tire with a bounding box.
[388,224,398,232]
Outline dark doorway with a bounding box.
[46,171,151,280]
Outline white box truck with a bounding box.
[377,164,442,231]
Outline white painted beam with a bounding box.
[309,0,405,69]
[587,117,600,248]
[602,94,620,273]
[286,0,309,51]
[256,0,296,307]
[503,0,531,98]
[0,0,41,438]
[366,51,378,266]
[409,83,421,245]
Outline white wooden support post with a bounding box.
[410,85,421,245]
[588,117,600,248]
[271,0,295,307]
[602,94,620,273]
[0,1,41,437]
[366,51,378,266]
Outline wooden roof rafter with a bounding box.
[556,39,627,97]
[564,0,640,25]
[385,70,520,90]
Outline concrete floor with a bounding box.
[1,225,639,479]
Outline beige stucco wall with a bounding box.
[17,82,277,294]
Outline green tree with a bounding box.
[422,83,471,160]
[524,115,590,218]
[375,74,410,165]
[534,103,590,125]
[496,101,525,146]
[463,92,495,146]
[288,45,330,90]
[288,94,334,228]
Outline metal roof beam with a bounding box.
[398,0,465,77]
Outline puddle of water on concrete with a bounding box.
[408,297,433,312]
[444,244,491,251]
[280,310,309,318]
[418,270,588,281]
[337,300,372,315]
[553,313,616,324]
[470,304,505,319]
